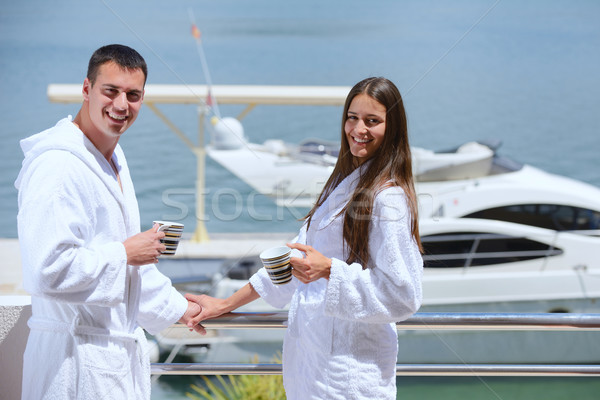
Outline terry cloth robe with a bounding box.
[14,117,188,400]
[250,163,423,400]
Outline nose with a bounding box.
[355,120,368,135]
[113,92,128,110]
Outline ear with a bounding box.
[82,78,91,101]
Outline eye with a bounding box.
[346,115,358,121]
[127,92,141,102]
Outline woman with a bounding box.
[187,77,423,399]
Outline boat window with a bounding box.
[463,204,600,231]
[422,232,563,268]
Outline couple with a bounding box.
[16,44,423,400]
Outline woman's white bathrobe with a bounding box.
[15,117,188,399]
[249,164,424,399]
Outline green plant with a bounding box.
[186,355,286,400]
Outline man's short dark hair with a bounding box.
[87,44,148,86]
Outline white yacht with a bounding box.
[155,140,600,363]
[206,117,497,208]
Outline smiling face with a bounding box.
[80,61,145,148]
[344,93,387,165]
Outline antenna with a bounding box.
[188,8,222,119]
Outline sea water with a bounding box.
[2,1,600,398]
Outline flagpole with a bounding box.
[191,104,210,243]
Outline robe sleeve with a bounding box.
[323,187,423,323]
[248,224,307,309]
[136,265,188,335]
[18,154,128,306]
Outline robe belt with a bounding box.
[28,316,142,343]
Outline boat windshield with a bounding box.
[489,155,524,174]
[298,139,339,157]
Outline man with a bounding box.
[15,44,201,399]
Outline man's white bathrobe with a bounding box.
[250,164,424,399]
[15,117,188,399]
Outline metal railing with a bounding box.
[151,312,600,377]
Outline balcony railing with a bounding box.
[151,312,600,377]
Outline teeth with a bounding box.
[354,136,370,143]
[109,113,127,120]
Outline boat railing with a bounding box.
[151,312,600,377]
[570,229,600,237]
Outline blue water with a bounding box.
[2,1,600,398]
[2,0,599,240]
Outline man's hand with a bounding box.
[179,301,205,334]
[123,224,165,266]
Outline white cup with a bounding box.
[259,246,293,285]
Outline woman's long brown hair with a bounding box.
[304,77,423,267]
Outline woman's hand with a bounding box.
[184,283,260,335]
[287,243,332,283]
[184,293,229,335]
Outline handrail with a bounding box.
[150,312,600,377]
[185,311,600,331]
[151,363,600,377]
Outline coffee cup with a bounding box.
[259,246,293,285]
[153,220,184,256]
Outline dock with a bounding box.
[0,233,295,296]
[0,239,24,295]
